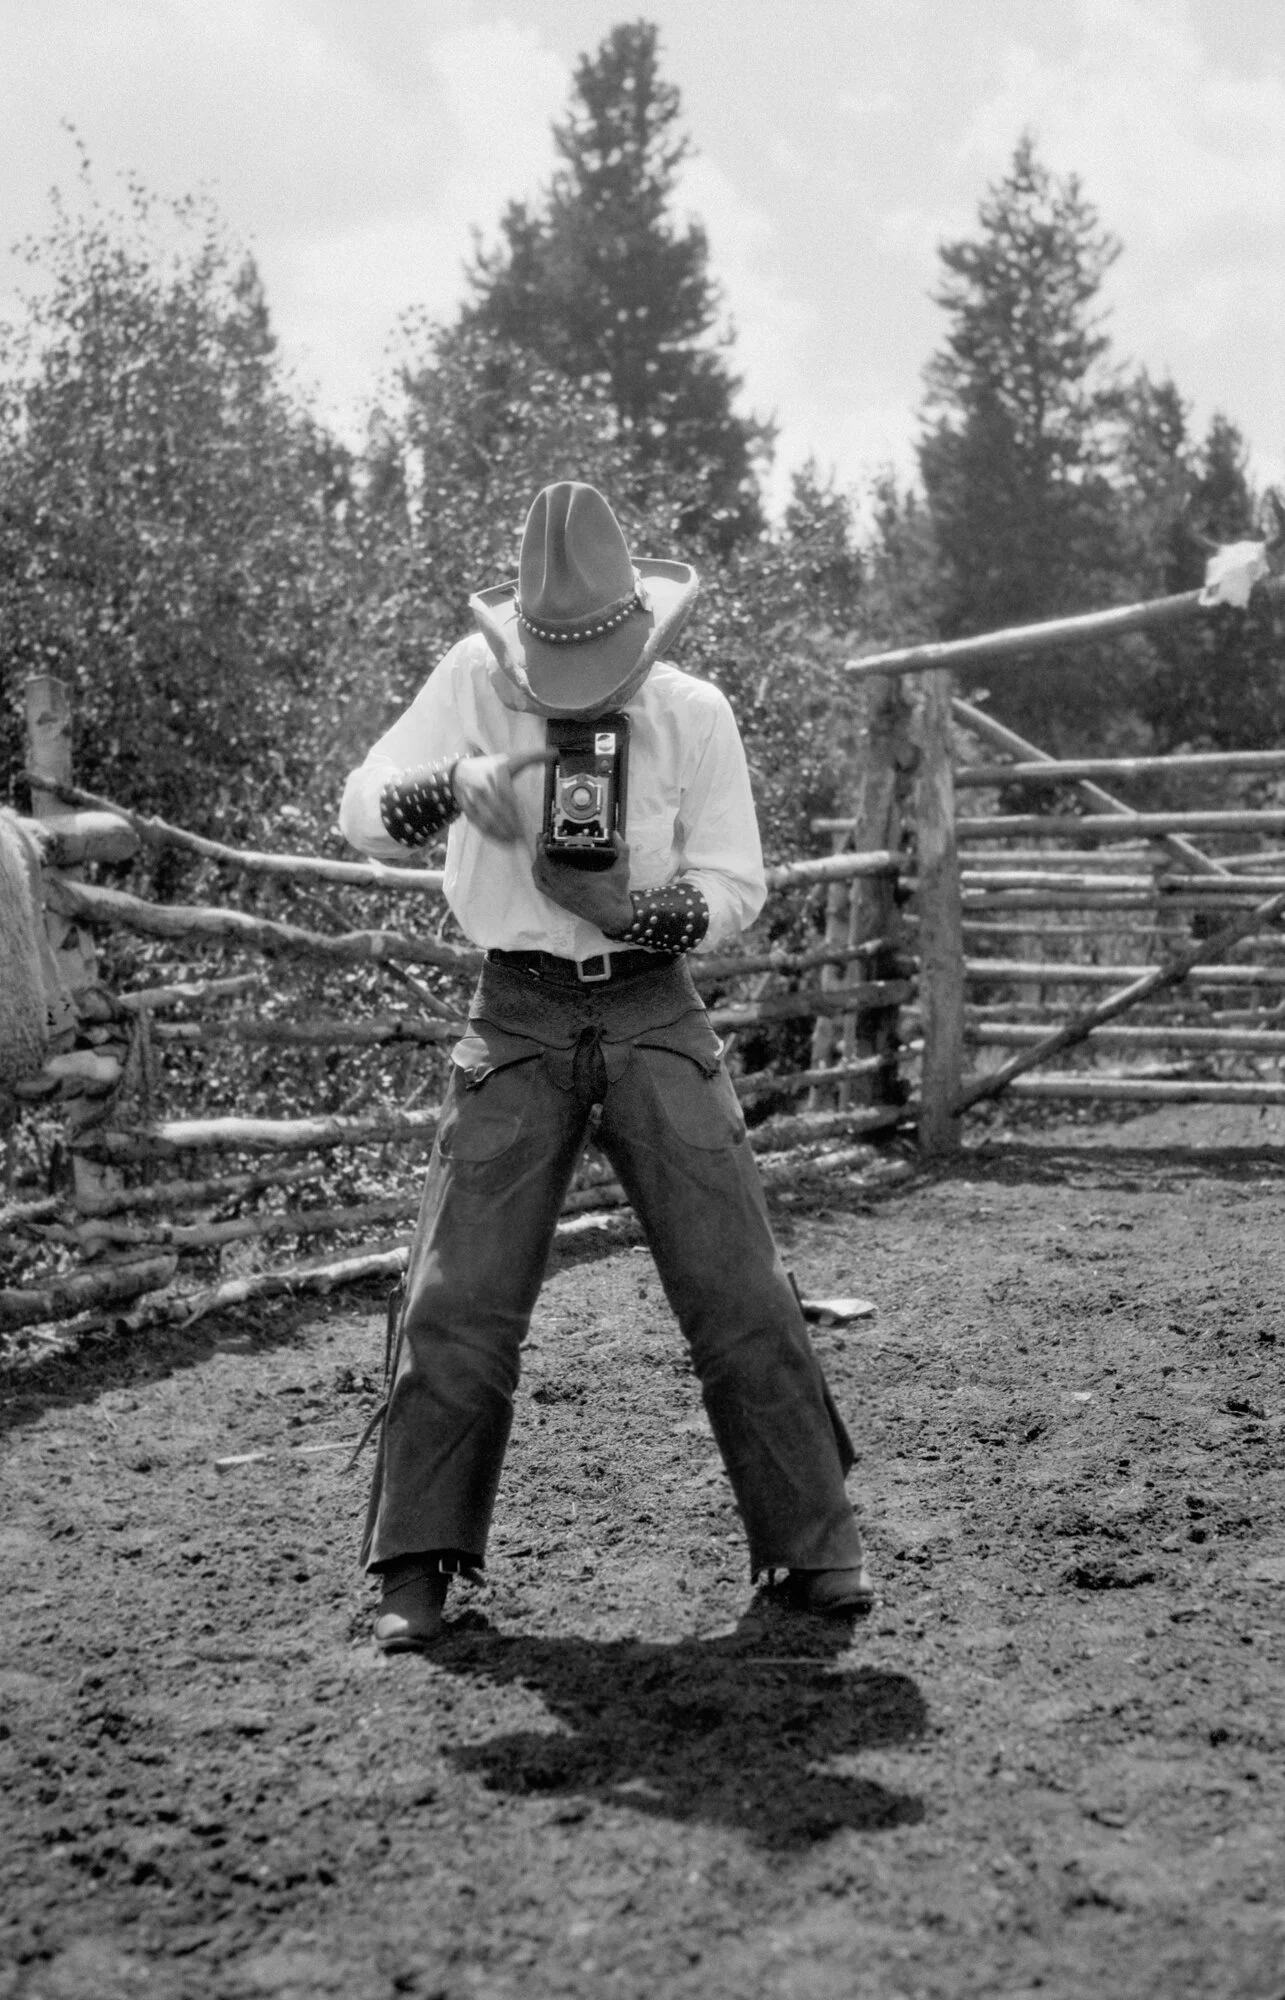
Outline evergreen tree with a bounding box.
[1131,409,1284,752]
[918,135,1127,740]
[463,19,767,548]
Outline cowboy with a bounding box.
[338,481,871,1650]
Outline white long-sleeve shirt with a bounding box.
[338,633,767,960]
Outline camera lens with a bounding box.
[560,774,603,823]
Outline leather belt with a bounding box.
[486,947,678,987]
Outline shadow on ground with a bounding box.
[954,1137,1285,1189]
[416,1604,927,1850]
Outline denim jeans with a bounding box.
[360,956,863,1578]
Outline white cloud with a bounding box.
[957,0,1284,368]
[0,2,569,442]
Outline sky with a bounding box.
[2,0,1283,517]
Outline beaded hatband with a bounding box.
[517,586,645,645]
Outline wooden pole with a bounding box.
[968,1022,1285,1053]
[958,809,1285,840]
[964,959,1285,988]
[44,874,482,974]
[844,573,1285,681]
[914,671,964,1156]
[955,889,1285,1112]
[951,698,1232,881]
[955,749,1285,786]
[1003,1076,1285,1106]
[840,674,913,1113]
[23,677,129,1212]
[809,828,856,1105]
[24,773,445,893]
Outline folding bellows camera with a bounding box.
[542,714,630,870]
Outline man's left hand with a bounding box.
[533,833,634,936]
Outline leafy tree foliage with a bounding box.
[463,20,768,548]
[0,167,351,842]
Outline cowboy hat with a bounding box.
[469,482,700,716]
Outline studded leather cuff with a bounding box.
[617,881,710,953]
[378,762,461,848]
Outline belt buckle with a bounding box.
[576,952,611,984]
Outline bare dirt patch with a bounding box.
[3,1105,1283,2000]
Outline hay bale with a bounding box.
[0,809,76,1091]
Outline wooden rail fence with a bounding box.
[5,548,1284,1342]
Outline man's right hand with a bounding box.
[450,749,556,844]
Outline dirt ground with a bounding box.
[2,1102,1284,2000]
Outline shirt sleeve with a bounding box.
[675,687,767,946]
[337,640,476,858]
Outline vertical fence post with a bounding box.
[915,669,964,1157]
[848,673,914,1109]
[808,830,853,1108]
[809,673,915,1112]
[24,675,122,1207]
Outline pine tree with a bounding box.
[464,20,767,548]
[918,135,1127,739]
